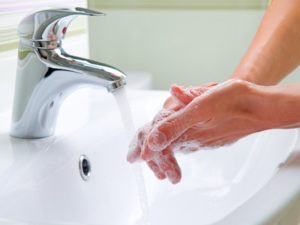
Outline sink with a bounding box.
[0,89,299,225]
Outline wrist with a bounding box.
[231,65,274,86]
[231,67,259,84]
[243,83,300,130]
[230,80,281,131]
[230,50,269,85]
[231,58,283,86]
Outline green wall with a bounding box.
[87,1,272,90]
[89,0,268,10]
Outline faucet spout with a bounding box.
[10,8,127,139]
[40,48,127,92]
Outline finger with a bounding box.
[157,150,181,184]
[147,160,167,180]
[146,99,206,152]
[127,148,141,163]
[143,108,182,160]
[127,133,142,163]
[128,124,152,162]
[141,139,155,160]
[136,92,192,158]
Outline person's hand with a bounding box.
[144,80,263,154]
[138,79,269,183]
[127,94,183,183]
[127,82,218,184]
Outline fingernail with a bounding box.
[148,130,168,151]
[166,171,181,184]
[157,172,167,180]
[127,155,134,163]
[127,154,136,163]
[127,151,139,163]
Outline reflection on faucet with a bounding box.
[11,8,127,139]
[47,33,58,49]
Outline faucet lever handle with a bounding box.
[18,7,105,49]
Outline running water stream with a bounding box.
[113,87,151,225]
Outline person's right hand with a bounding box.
[127,82,218,184]
[141,80,273,182]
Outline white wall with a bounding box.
[89,9,300,90]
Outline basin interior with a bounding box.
[0,89,297,225]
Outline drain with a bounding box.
[79,155,91,181]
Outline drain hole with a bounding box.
[82,159,90,175]
[79,155,91,181]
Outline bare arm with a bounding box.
[128,0,300,184]
[232,0,300,85]
[251,83,300,129]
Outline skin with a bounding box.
[127,83,217,183]
[232,0,300,84]
[128,0,300,184]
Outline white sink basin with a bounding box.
[0,89,299,225]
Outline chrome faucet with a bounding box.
[10,8,127,139]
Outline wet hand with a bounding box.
[127,83,217,184]
[144,80,262,156]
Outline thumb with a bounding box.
[146,101,202,152]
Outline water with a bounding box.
[113,87,151,225]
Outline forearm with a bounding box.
[231,0,300,85]
[248,83,300,129]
